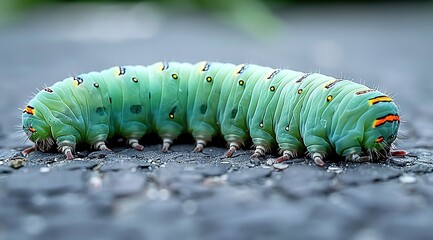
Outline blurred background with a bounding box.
[0,0,432,150]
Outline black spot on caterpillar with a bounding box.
[22,61,403,166]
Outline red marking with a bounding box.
[375,136,384,143]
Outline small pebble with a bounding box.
[266,159,276,166]
[273,163,289,170]
[327,166,343,174]
[9,156,26,169]
[39,167,51,173]
[89,174,103,190]
[146,187,170,201]
[158,189,170,200]
[220,174,228,181]
[146,188,159,200]
[399,174,416,184]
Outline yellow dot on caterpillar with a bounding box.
[93,83,99,88]
[73,77,84,86]
[285,126,289,131]
[259,122,263,128]
[206,76,212,82]
[327,95,333,102]
[239,80,245,86]
[297,89,303,94]
[171,74,178,80]
[169,113,175,119]
[270,86,275,91]
[132,77,139,83]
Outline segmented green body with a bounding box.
[22,61,400,160]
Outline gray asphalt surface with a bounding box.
[1,3,433,240]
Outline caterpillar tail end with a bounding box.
[127,138,144,151]
[193,140,206,153]
[225,142,240,158]
[161,138,173,153]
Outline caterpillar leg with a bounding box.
[193,139,206,153]
[22,145,37,157]
[276,150,298,163]
[57,137,79,160]
[127,138,144,151]
[311,152,326,167]
[225,142,240,158]
[161,138,173,153]
[93,141,111,151]
[251,145,266,158]
[346,153,371,162]
[60,146,75,160]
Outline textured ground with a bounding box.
[1,3,433,240]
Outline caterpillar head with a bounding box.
[22,105,55,152]
[362,96,400,157]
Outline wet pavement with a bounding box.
[1,3,433,240]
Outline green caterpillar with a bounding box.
[21,61,403,166]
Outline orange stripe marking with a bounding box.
[29,126,36,133]
[24,105,35,115]
[375,136,384,143]
[373,114,400,128]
